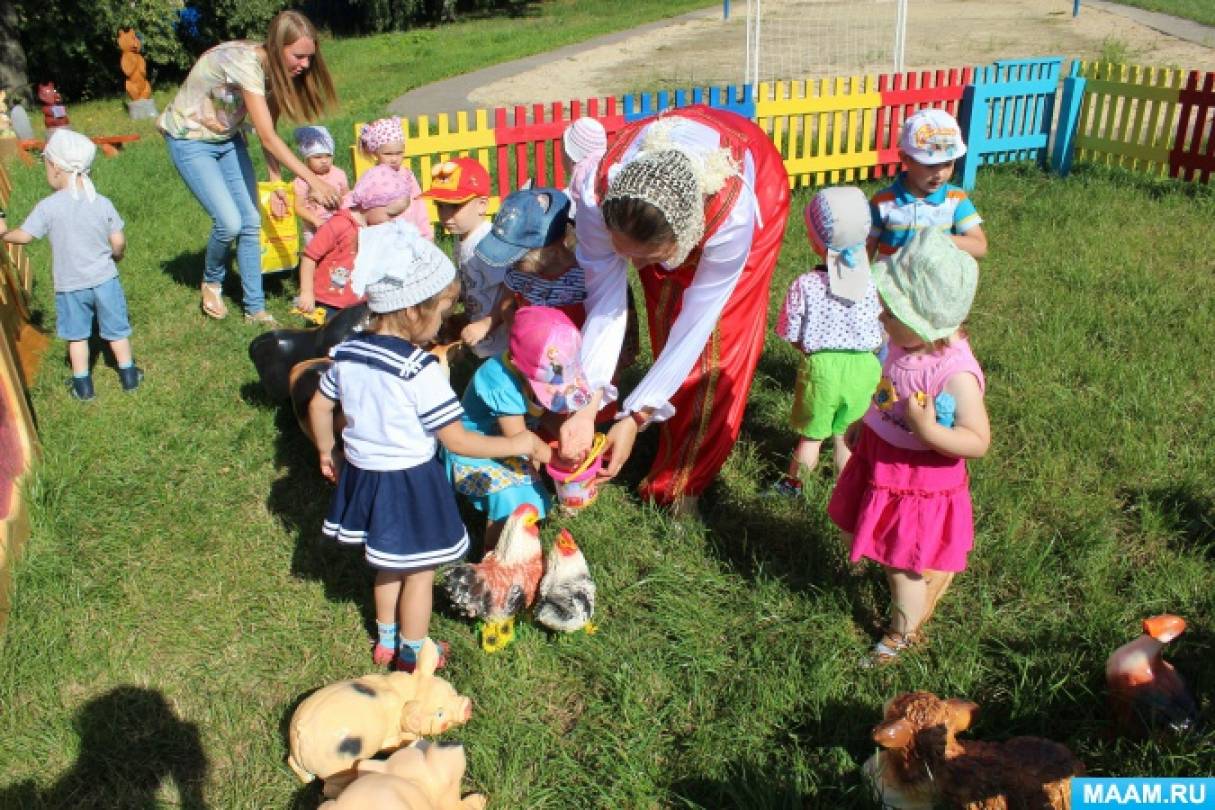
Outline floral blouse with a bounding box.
[158,41,266,142]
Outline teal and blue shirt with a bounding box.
[869,174,982,257]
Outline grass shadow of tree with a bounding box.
[0,686,209,810]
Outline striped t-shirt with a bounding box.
[869,174,982,257]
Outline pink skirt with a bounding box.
[828,424,974,574]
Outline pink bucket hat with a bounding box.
[562,117,607,164]
[359,116,405,154]
[509,307,592,414]
[349,164,412,210]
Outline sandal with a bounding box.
[244,310,279,327]
[395,640,449,674]
[862,629,924,668]
[200,283,228,320]
[371,642,396,667]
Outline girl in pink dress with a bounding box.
[827,228,990,665]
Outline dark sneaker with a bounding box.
[68,375,95,401]
[118,365,144,392]
[766,476,803,498]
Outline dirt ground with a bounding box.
[469,0,1215,108]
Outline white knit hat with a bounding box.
[562,117,607,164]
[351,221,456,313]
[43,128,97,202]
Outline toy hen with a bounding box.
[1106,614,1198,737]
[535,528,596,634]
[443,503,543,652]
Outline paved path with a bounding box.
[1084,0,1214,49]
[387,2,1215,118]
[387,5,720,117]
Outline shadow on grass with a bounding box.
[669,697,877,809]
[160,249,289,310]
[0,686,208,809]
[1122,484,1215,563]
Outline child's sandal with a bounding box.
[371,642,396,667]
[200,283,228,319]
[863,629,924,668]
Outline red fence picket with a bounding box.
[1169,70,1215,183]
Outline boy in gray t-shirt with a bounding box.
[0,128,142,401]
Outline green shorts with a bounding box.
[790,350,881,440]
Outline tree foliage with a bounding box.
[15,0,525,102]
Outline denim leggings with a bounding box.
[165,134,265,314]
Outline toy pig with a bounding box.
[37,83,69,129]
[318,740,487,810]
[1106,614,1198,737]
[288,640,473,797]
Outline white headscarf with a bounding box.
[44,128,97,202]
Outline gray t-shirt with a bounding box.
[20,189,124,293]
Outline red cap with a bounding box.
[420,157,491,203]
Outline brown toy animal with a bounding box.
[37,83,69,129]
[864,691,1084,810]
[288,640,473,797]
[117,29,153,100]
[318,740,487,810]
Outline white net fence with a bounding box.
[743,0,907,86]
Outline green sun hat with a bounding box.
[872,228,978,342]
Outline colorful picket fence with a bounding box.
[960,58,1064,189]
[332,55,1214,232]
[0,156,45,634]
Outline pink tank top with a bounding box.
[863,336,985,451]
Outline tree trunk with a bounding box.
[0,2,31,106]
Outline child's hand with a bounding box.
[520,432,552,466]
[906,391,937,437]
[460,317,492,347]
[297,293,316,314]
[270,189,290,219]
[318,447,342,483]
[385,195,412,218]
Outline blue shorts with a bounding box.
[55,277,132,341]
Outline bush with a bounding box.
[17,0,191,101]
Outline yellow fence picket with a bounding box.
[1075,61,1185,176]
[756,75,882,188]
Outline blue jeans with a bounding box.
[164,134,265,314]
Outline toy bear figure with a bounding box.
[38,83,69,129]
[118,28,153,101]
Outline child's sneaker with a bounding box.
[767,475,803,498]
[860,629,923,669]
[371,642,396,667]
[67,375,95,402]
[118,364,144,392]
[395,639,449,674]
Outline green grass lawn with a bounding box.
[1104,0,1215,28]
[3,6,1215,807]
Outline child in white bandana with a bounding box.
[0,128,141,401]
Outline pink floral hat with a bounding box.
[508,307,592,414]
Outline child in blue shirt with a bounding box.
[446,306,593,549]
[867,109,987,261]
[0,128,142,400]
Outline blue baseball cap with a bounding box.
[474,188,571,268]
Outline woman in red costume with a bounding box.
[560,105,791,518]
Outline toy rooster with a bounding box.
[535,528,596,634]
[443,503,544,652]
[1106,614,1198,737]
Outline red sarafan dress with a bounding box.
[572,105,791,504]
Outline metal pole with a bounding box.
[894,0,907,74]
[724,0,730,20]
[1073,0,1080,16]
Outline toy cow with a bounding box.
[37,83,69,129]
[318,740,487,810]
[288,640,473,797]
[864,691,1084,810]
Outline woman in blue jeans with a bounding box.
[159,10,340,324]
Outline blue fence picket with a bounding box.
[1052,61,1087,176]
[622,84,755,122]
[959,57,1064,189]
